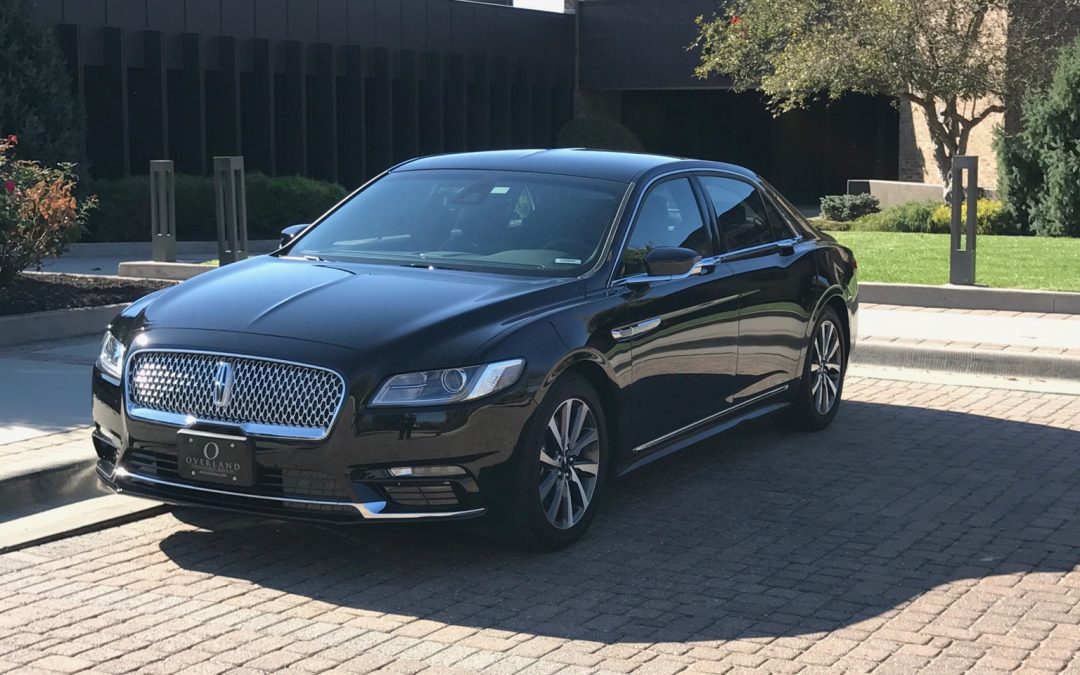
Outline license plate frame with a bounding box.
[176,430,255,487]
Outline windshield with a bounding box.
[289,169,628,276]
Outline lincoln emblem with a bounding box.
[211,361,235,409]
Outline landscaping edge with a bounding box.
[0,303,127,348]
[859,282,1080,314]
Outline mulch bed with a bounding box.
[0,273,175,317]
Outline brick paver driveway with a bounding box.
[3,376,1080,674]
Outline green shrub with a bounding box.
[819,193,880,222]
[0,137,95,285]
[929,199,1017,235]
[84,173,348,242]
[849,201,941,233]
[556,118,644,153]
[996,35,1080,237]
[0,0,84,166]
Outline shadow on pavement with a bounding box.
[159,401,1080,643]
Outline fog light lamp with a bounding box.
[388,465,467,478]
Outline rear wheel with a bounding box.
[492,374,608,550]
[787,306,846,431]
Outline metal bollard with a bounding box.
[949,156,978,286]
[213,156,249,265]
[149,160,176,262]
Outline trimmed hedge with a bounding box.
[820,193,880,222]
[815,199,1016,235]
[83,173,348,242]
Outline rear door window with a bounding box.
[699,176,782,251]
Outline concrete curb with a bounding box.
[0,303,126,348]
[851,342,1080,381]
[0,497,168,554]
[860,282,1080,314]
[117,261,213,281]
[62,240,279,258]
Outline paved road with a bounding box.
[2,375,1079,674]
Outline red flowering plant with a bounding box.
[0,135,95,286]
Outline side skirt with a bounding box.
[615,400,791,477]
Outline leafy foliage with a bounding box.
[930,198,1015,235]
[85,173,348,242]
[996,35,1080,237]
[820,193,880,222]
[694,0,1074,186]
[0,137,95,286]
[850,201,942,233]
[0,0,83,166]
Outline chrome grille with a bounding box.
[126,351,345,438]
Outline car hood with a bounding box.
[133,256,580,361]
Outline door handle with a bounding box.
[611,317,662,341]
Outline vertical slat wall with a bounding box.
[41,0,574,187]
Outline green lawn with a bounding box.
[831,232,1080,292]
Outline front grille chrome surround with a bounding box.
[124,349,347,440]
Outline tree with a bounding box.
[0,0,84,167]
[997,35,1080,236]
[693,0,1076,193]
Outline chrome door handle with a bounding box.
[611,317,662,341]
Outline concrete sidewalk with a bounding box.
[854,304,1080,380]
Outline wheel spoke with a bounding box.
[573,461,599,476]
[567,401,586,451]
[810,376,821,396]
[539,469,559,500]
[539,447,561,469]
[547,417,563,454]
[562,478,574,528]
[569,470,591,511]
[545,479,565,523]
[570,428,598,457]
[559,402,571,451]
[824,375,838,396]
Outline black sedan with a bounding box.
[92,149,858,549]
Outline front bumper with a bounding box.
[92,351,535,524]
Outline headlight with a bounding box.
[97,331,126,380]
[370,359,525,407]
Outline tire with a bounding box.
[787,306,847,431]
[491,373,609,551]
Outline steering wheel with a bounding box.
[542,238,592,259]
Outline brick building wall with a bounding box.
[898,100,1003,188]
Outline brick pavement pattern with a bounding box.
[2,376,1080,674]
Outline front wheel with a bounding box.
[492,374,608,550]
[787,306,846,431]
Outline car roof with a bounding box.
[390,148,759,184]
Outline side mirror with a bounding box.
[280,223,309,248]
[644,247,702,277]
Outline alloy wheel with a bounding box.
[538,397,600,530]
[809,320,843,415]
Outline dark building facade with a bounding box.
[32,0,573,187]
[32,0,897,202]
[575,0,899,202]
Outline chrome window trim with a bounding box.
[632,384,790,454]
[113,467,485,520]
[123,348,348,441]
[719,236,805,263]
